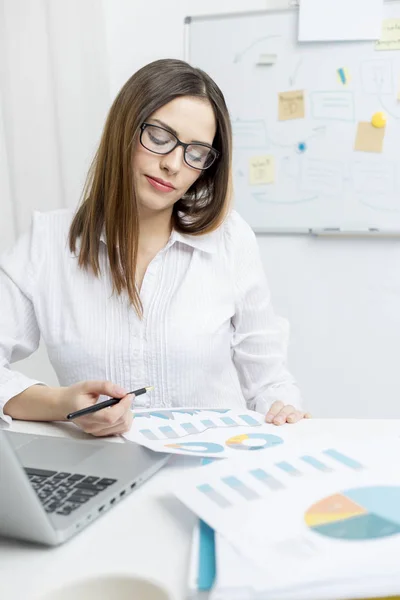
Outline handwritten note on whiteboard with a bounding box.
[354,122,386,153]
[278,90,305,121]
[299,0,382,42]
[249,156,275,185]
[375,19,400,51]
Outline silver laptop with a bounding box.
[0,430,169,546]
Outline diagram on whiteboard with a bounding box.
[124,407,292,457]
[188,4,400,230]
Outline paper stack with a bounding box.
[178,438,400,600]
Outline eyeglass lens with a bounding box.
[141,124,217,170]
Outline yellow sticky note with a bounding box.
[354,122,385,153]
[249,155,275,185]
[375,18,400,51]
[278,90,305,121]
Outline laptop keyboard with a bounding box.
[25,468,117,516]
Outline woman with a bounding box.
[0,59,309,436]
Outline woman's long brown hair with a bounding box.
[69,59,233,316]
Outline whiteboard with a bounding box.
[186,1,400,233]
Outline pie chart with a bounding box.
[305,486,400,541]
[225,433,283,451]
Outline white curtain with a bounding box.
[0,0,111,251]
[0,0,111,384]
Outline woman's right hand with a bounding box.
[59,381,134,437]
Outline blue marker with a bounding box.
[337,67,350,86]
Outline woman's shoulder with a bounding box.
[31,208,74,236]
[223,209,253,232]
[28,208,75,253]
[0,209,75,293]
[220,209,257,247]
[177,210,254,254]
[1,209,74,260]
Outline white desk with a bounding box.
[1,418,399,600]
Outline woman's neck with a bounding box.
[138,209,173,254]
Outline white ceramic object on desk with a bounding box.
[37,574,171,600]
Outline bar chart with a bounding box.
[250,468,285,491]
[194,447,367,508]
[198,484,232,508]
[222,476,260,500]
[301,455,333,472]
[323,449,363,470]
[137,410,263,441]
[134,408,230,421]
[276,461,302,476]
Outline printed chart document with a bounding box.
[299,0,383,42]
[175,438,400,598]
[211,532,400,600]
[124,407,311,458]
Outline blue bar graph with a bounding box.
[323,449,364,470]
[197,484,231,508]
[239,414,260,426]
[275,461,302,476]
[159,426,177,439]
[249,468,285,490]
[201,420,216,428]
[221,417,237,426]
[181,423,199,435]
[301,455,332,472]
[222,476,259,500]
[140,429,159,440]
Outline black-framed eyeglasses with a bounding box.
[139,122,220,170]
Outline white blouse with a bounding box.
[0,209,302,423]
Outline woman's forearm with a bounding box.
[3,385,65,421]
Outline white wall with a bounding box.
[2,0,400,418]
[102,0,269,97]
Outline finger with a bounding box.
[80,380,127,399]
[86,422,129,437]
[82,411,133,437]
[286,411,304,424]
[102,393,135,422]
[272,405,296,425]
[304,412,312,419]
[77,394,134,427]
[265,401,285,423]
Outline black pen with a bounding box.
[66,386,154,420]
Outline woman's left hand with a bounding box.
[265,400,311,425]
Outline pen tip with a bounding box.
[146,386,154,392]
